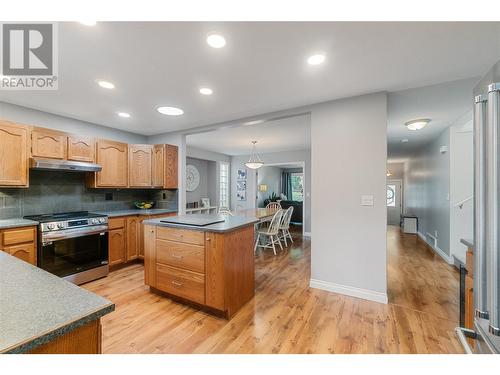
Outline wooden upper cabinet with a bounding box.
[152,145,165,188]
[129,144,152,187]
[94,139,128,187]
[31,127,67,159]
[67,136,95,162]
[164,144,178,189]
[0,121,29,187]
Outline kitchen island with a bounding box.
[143,214,259,318]
[0,252,114,354]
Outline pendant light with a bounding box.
[386,169,392,177]
[245,141,264,169]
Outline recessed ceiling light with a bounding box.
[207,33,226,48]
[117,112,131,118]
[79,21,97,26]
[97,80,115,89]
[157,106,184,116]
[199,87,213,95]
[401,138,409,143]
[307,53,326,65]
[405,119,430,131]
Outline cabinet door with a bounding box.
[126,216,139,261]
[109,228,126,266]
[152,145,164,188]
[164,144,178,189]
[31,128,67,159]
[6,243,36,265]
[0,121,29,187]
[95,140,128,187]
[67,136,95,162]
[128,144,152,187]
[138,218,145,259]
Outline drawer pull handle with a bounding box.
[206,238,211,241]
[171,253,184,259]
[171,280,183,287]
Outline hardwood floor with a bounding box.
[83,227,463,354]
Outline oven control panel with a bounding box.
[40,216,108,232]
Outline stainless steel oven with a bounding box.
[24,212,109,285]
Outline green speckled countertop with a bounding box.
[0,252,114,353]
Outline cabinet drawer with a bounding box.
[2,227,36,246]
[5,242,36,265]
[156,227,204,246]
[108,217,126,230]
[156,264,205,304]
[156,239,205,273]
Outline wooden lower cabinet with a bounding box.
[109,213,176,267]
[0,226,37,265]
[29,319,102,354]
[144,224,255,318]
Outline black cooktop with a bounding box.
[24,211,106,223]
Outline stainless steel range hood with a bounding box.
[30,158,102,172]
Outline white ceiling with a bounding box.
[387,78,476,159]
[1,22,500,136]
[187,114,310,155]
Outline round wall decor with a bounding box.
[186,164,200,192]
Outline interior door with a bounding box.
[387,180,402,225]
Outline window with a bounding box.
[387,184,396,207]
[290,173,304,202]
[219,162,229,207]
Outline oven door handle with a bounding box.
[41,225,109,242]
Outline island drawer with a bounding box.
[156,239,205,273]
[2,227,36,246]
[156,227,204,246]
[156,264,205,304]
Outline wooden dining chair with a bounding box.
[266,202,282,210]
[254,209,284,255]
[218,207,234,216]
[279,206,294,246]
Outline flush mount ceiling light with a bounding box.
[97,80,115,89]
[79,21,97,26]
[207,33,226,48]
[199,87,213,95]
[117,112,131,118]
[307,53,326,65]
[245,141,264,170]
[405,119,431,131]
[157,106,184,116]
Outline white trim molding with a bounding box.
[303,232,311,237]
[418,232,454,265]
[309,279,388,304]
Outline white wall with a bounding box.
[310,92,388,303]
[230,149,311,234]
[405,128,451,260]
[256,166,282,207]
[449,112,473,263]
[0,101,146,144]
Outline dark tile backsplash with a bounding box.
[0,170,178,219]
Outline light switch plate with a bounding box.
[361,194,374,206]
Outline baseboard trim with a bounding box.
[303,232,311,237]
[310,279,388,304]
[418,232,454,265]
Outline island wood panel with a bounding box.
[164,144,178,189]
[92,140,128,188]
[156,239,205,273]
[0,121,29,187]
[152,145,164,188]
[31,127,67,159]
[204,232,225,311]
[67,135,95,162]
[29,320,101,354]
[156,263,205,305]
[129,144,152,187]
[144,225,157,286]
